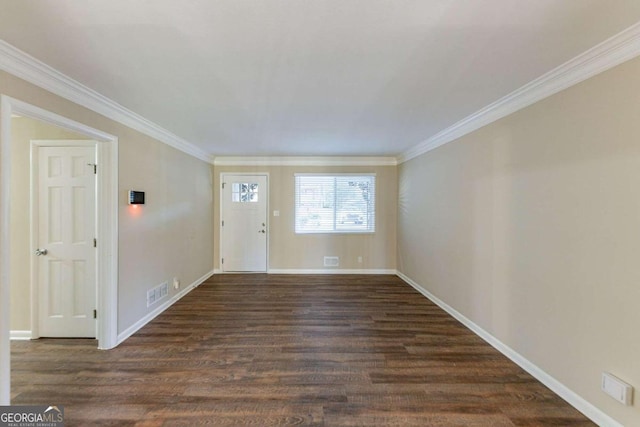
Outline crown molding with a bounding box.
[399,21,640,163]
[213,156,397,167]
[4,17,639,167]
[0,40,214,164]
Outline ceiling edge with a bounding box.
[0,40,214,164]
[3,18,639,167]
[213,156,397,167]
[398,21,640,164]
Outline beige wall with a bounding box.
[1,70,215,336]
[214,165,396,271]
[397,57,640,425]
[9,117,87,330]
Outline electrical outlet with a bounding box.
[173,277,180,290]
[602,372,633,406]
[357,256,363,263]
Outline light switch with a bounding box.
[273,210,280,217]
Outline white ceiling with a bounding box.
[1,1,640,157]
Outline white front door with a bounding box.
[35,144,97,337]
[221,174,268,272]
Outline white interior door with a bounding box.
[36,144,97,337]
[221,174,268,272]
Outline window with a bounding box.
[295,174,375,233]
[231,182,259,203]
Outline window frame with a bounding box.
[294,173,376,234]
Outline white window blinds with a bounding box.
[295,174,375,233]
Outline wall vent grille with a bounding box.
[147,282,169,307]
[324,256,339,267]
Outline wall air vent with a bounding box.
[324,256,339,267]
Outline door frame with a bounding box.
[0,95,119,405]
[219,172,269,273]
[31,140,99,339]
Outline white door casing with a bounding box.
[35,143,97,337]
[221,174,268,272]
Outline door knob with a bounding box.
[259,230,265,233]
[35,248,48,256]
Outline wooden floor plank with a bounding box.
[11,274,593,426]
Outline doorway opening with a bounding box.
[0,96,119,405]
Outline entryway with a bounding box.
[220,174,268,272]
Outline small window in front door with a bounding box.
[232,182,259,203]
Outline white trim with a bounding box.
[396,271,623,427]
[399,21,640,163]
[9,331,31,341]
[95,130,118,350]
[0,40,213,164]
[3,97,116,141]
[213,269,397,275]
[294,172,376,177]
[214,156,397,167]
[31,139,97,147]
[0,97,11,405]
[0,96,119,405]
[2,21,640,167]
[116,269,213,345]
[268,269,397,275]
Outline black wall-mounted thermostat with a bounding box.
[129,190,145,205]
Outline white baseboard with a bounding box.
[268,269,398,275]
[395,271,622,427]
[116,269,214,346]
[213,268,397,275]
[9,330,31,340]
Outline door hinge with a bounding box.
[221,258,224,265]
[222,220,224,227]
[87,163,97,174]
[93,309,97,319]
[222,182,225,189]
[93,238,97,248]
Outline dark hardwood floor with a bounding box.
[11,274,594,426]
